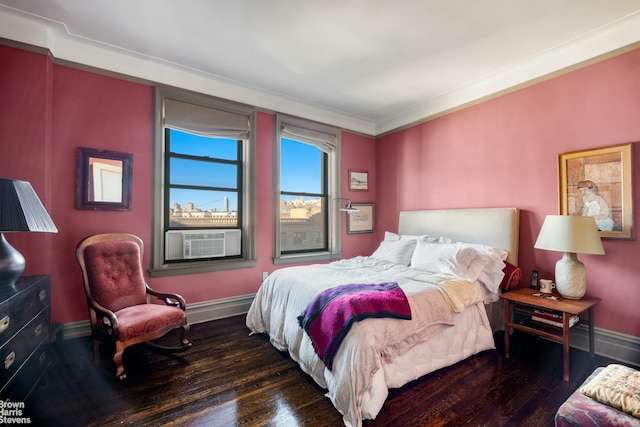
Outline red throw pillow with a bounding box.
[500,261,522,291]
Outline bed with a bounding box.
[246,207,520,427]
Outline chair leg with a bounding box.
[113,342,126,380]
[92,338,101,365]
[180,324,192,350]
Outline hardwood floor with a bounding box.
[26,314,619,427]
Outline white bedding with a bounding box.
[246,256,497,427]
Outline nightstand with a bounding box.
[500,287,601,381]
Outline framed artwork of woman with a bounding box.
[559,143,634,240]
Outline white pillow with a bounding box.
[410,241,488,281]
[384,231,401,241]
[434,236,453,244]
[371,239,417,266]
[401,234,437,242]
[463,243,509,261]
[383,231,436,242]
[451,242,507,292]
[476,255,506,293]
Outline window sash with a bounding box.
[165,129,243,233]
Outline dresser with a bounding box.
[0,275,51,400]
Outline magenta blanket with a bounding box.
[297,282,412,370]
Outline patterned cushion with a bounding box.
[555,367,640,427]
[581,364,640,418]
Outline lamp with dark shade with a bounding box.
[0,179,58,287]
[534,215,604,299]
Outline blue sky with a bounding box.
[170,130,321,211]
[280,138,321,194]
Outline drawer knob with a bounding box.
[39,351,47,365]
[4,351,15,370]
[39,289,47,301]
[35,323,43,337]
[0,315,9,334]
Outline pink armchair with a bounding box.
[76,233,192,379]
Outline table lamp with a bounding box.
[534,215,604,299]
[0,179,58,288]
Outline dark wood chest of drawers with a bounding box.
[0,275,50,400]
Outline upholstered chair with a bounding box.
[76,233,192,379]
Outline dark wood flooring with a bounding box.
[25,314,621,427]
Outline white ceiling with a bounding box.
[1,0,640,135]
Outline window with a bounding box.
[280,138,327,253]
[150,88,256,276]
[275,115,341,263]
[166,130,241,228]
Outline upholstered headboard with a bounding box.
[398,207,520,265]
[398,207,520,332]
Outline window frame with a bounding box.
[274,115,341,264]
[150,87,257,277]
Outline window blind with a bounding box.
[280,123,336,153]
[164,98,249,139]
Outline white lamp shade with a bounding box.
[534,215,604,255]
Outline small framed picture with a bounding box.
[348,170,368,191]
[347,203,374,234]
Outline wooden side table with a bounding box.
[500,287,601,381]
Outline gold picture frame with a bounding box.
[347,203,374,234]
[559,143,634,240]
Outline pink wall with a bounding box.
[0,47,55,279]
[376,48,640,337]
[0,45,377,324]
[341,132,379,256]
[2,43,638,338]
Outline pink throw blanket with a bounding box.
[297,282,411,370]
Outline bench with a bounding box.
[555,365,640,426]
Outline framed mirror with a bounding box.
[75,147,133,211]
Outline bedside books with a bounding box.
[531,309,579,328]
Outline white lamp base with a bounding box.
[555,252,586,299]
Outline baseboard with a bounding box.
[185,293,255,325]
[60,293,256,340]
[59,295,640,367]
[570,324,640,367]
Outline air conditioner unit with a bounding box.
[165,229,241,260]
